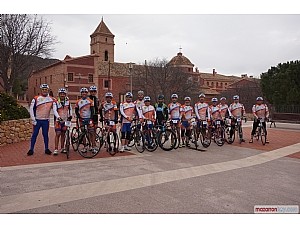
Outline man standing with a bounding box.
[229,95,246,143]
[27,84,58,156]
[154,94,168,126]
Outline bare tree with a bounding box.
[0,14,57,94]
[132,58,198,103]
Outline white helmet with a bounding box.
[211,97,218,102]
[58,88,67,94]
[199,93,205,98]
[40,84,49,89]
[89,85,97,91]
[105,92,113,98]
[125,92,133,98]
[256,96,263,101]
[220,97,226,101]
[171,93,178,99]
[184,96,191,101]
[233,95,239,100]
[137,90,144,95]
[80,87,88,93]
[144,96,151,102]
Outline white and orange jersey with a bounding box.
[194,102,210,121]
[141,105,156,123]
[180,105,194,121]
[218,104,232,119]
[209,105,222,121]
[168,102,181,119]
[30,95,57,120]
[120,101,136,123]
[75,97,94,119]
[252,104,269,119]
[134,99,145,118]
[229,102,246,118]
[101,101,118,121]
[53,98,72,121]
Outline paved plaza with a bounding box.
[0,122,299,213]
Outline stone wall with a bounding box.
[0,118,32,146]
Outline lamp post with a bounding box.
[128,62,133,94]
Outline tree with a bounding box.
[0,14,56,94]
[132,58,199,103]
[260,60,300,106]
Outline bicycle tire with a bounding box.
[190,128,199,149]
[261,126,267,145]
[134,130,145,153]
[107,131,119,156]
[127,126,135,147]
[238,125,243,144]
[157,129,177,151]
[224,125,235,144]
[65,129,70,159]
[71,127,79,151]
[201,129,211,148]
[77,132,99,158]
[215,127,225,146]
[144,130,158,152]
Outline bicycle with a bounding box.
[225,116,246,144]
[71,118,81,152]
[142,120,158,152]
[254,117,267,145]
[169,119,180,149]
[127,119,145,153]
[63,120,72,159]
[197,119,211,148]
[211,119,225,146]
[100,120,120,156]
[187,118,200,150]
[154,121,177,151]
[76,119,100,158]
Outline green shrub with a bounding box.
[0,92,30,122]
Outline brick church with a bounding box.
[28,18,251,104]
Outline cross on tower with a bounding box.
[179,46,182,53]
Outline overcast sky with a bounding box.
[41,14,300,78]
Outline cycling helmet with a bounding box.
[125,92,133,98]
[212,97,218,102]
[233,95,239,100]
[220,97,226,101]
[40,84,49,89]
[137,90,144,95]
[144,96,151,102]
[58,88,67,94]
[171,93,178,99]
[89,85,97,91]
[105,92,113,98]
[184,96,191,101]
[256,96,263,101]
[158,94,164,99]
[80,87,88,93]
[199,93,205,98]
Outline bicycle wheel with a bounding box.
[95,127,104,149]
[201,128,211,148]
[173,128,180,149]
[260,126,267,145]
[71,127,79,151]
[134,130,145,153]
[144,130,158,152]
[238,125,243,144]
[190,128,199,149]
[77,133,98,158]
[107,131,119,156]
[224,126,234,144]
[65,129,70,159]
[158,129,177,151]
[127,127,135,147]
[215,127,225,146]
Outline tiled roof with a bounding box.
[199,72,239,81]
[91,18,114,36]
[168,52,194,67]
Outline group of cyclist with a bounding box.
[27,83,270,156]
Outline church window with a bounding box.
[104,50,109,61]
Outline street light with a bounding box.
[128,62,133,93]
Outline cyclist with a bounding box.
[154,94,169,126]
[75,87,97,153]
[218,97,232,122]
[229,95,246,143]
[209,98,223,136]
[99,92,119,152]
[134,90,145,130]
[194,93,211,136]
[88,85,100,127]
[53,88,73,155]
[168,93,182,147]
[141,96,156,149]
[28,84,58,156]
[180,97,194,147]
[249,97,270,143]
[120,92,136,152]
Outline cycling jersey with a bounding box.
[168,102,181,119]
[252,104,269,119]
[229,102,246,118]
[120,101,136,124]
[53,97,72,121]
[141,105,156,123]
[154,103,168,123]
[180,105,194,121]
[134,99,144,118]
[209,105,222,121]
[75,97,94,119]
[194,102,210,121]
[30,95,58,120]
[100,100,118,121]
[218,104,232,119]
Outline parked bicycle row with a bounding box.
[26,84,270,158]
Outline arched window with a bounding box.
[104,50,109,61]
[105,37,108,42]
